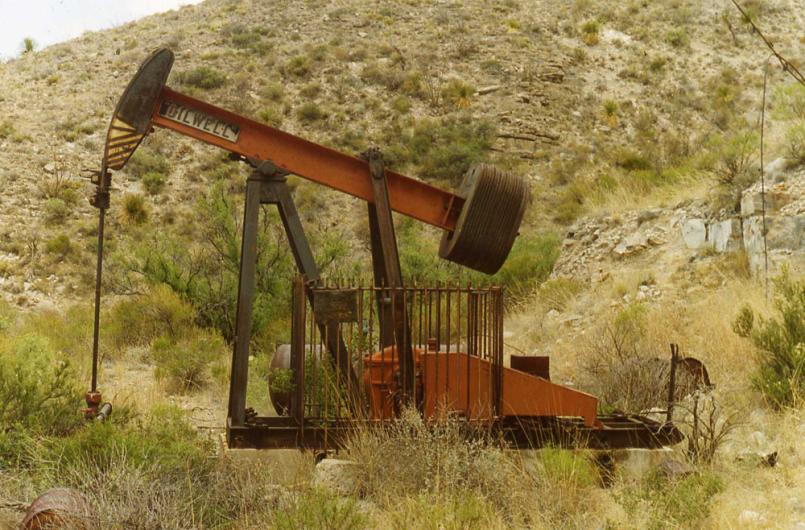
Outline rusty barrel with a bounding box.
[21,488,94,530]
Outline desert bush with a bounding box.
[664,27,689,47]
[257,105,283,127]
[619,469,724,528]
[141,171,166,195]
[385,114,495,184]
[580,20,600,45]
[41,405,211,478]
[708,130,758,211]
[493,233,560,299]
[178,66,227,89]
[127,148,170,179]
[676,390,739,464]
[45,233,73,258]
[347,407,517,501]
[772,82,805,120]
[0,333,82,439]
[785,121,805,166]
[284,55,311,78]
[109,182,295,343]
[44,198,70,224]
[746,271,805,408]
[391,95,411,114]
[261,82,285,102]
[296,102,327,123]
[106,284,195,351]
[582,304,672,412]
[732,304,754,338]
[706,67,744,129]
[440,78,474,109]
[0,120,14,139]
[152,328,226,393]
[119,193,149,225]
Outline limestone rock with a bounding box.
[682,219,707,249]
[313,459,358,496]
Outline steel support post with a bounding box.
[228,177,262,427]
[363,148,415,404]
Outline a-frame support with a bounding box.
[227,160,363,429]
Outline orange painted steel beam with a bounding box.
[150,87,464,231]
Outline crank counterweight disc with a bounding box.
[439,164,530,274]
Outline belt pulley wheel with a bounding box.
[439,164,530,274]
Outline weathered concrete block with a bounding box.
[682,219,707,249]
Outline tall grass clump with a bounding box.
[346,407,603,527]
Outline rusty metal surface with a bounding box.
[439,164,531,274]
[151,86,465,232]
[21,488,93,530]
[510,355,550,379]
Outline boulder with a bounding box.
[313,458,358,496]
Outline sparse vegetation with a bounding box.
[177,66,227,89]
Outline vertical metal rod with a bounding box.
[666,343,679,424]
[291,278,306,426]
[90,207,106,393]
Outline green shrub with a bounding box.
[296,102,327,123]
[45,234,73,258]
[391,96,412,114]
[386,114,495,184]
[0,120,14,139]
[178,66,227,89]
[257,105,283,127]
[620,469,723,528]
[772,83,805,121]
[0,334,82,437]
[127,148,170,179]
[272,488,366,530]
[785,121,805,166]
[285,55,311,77]
[491,233,560,299]
[732,304,754,338]
[42,404,211,478]
[261,82,285,102]
[119,193,149,225]
[708,130,758,211]
[580,20,600,45]
[106,284,195,351]
[152,329,226,393]
[664,27,689,47]
[141,171,166,195]
[299,82,321,98]
[440,78,475,108]
[44,198,70,225]
[749,271,805,408]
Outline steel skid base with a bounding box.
[226,415,683,451]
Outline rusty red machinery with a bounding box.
[80,47,685,451]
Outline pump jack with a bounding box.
[85,48,683,451]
